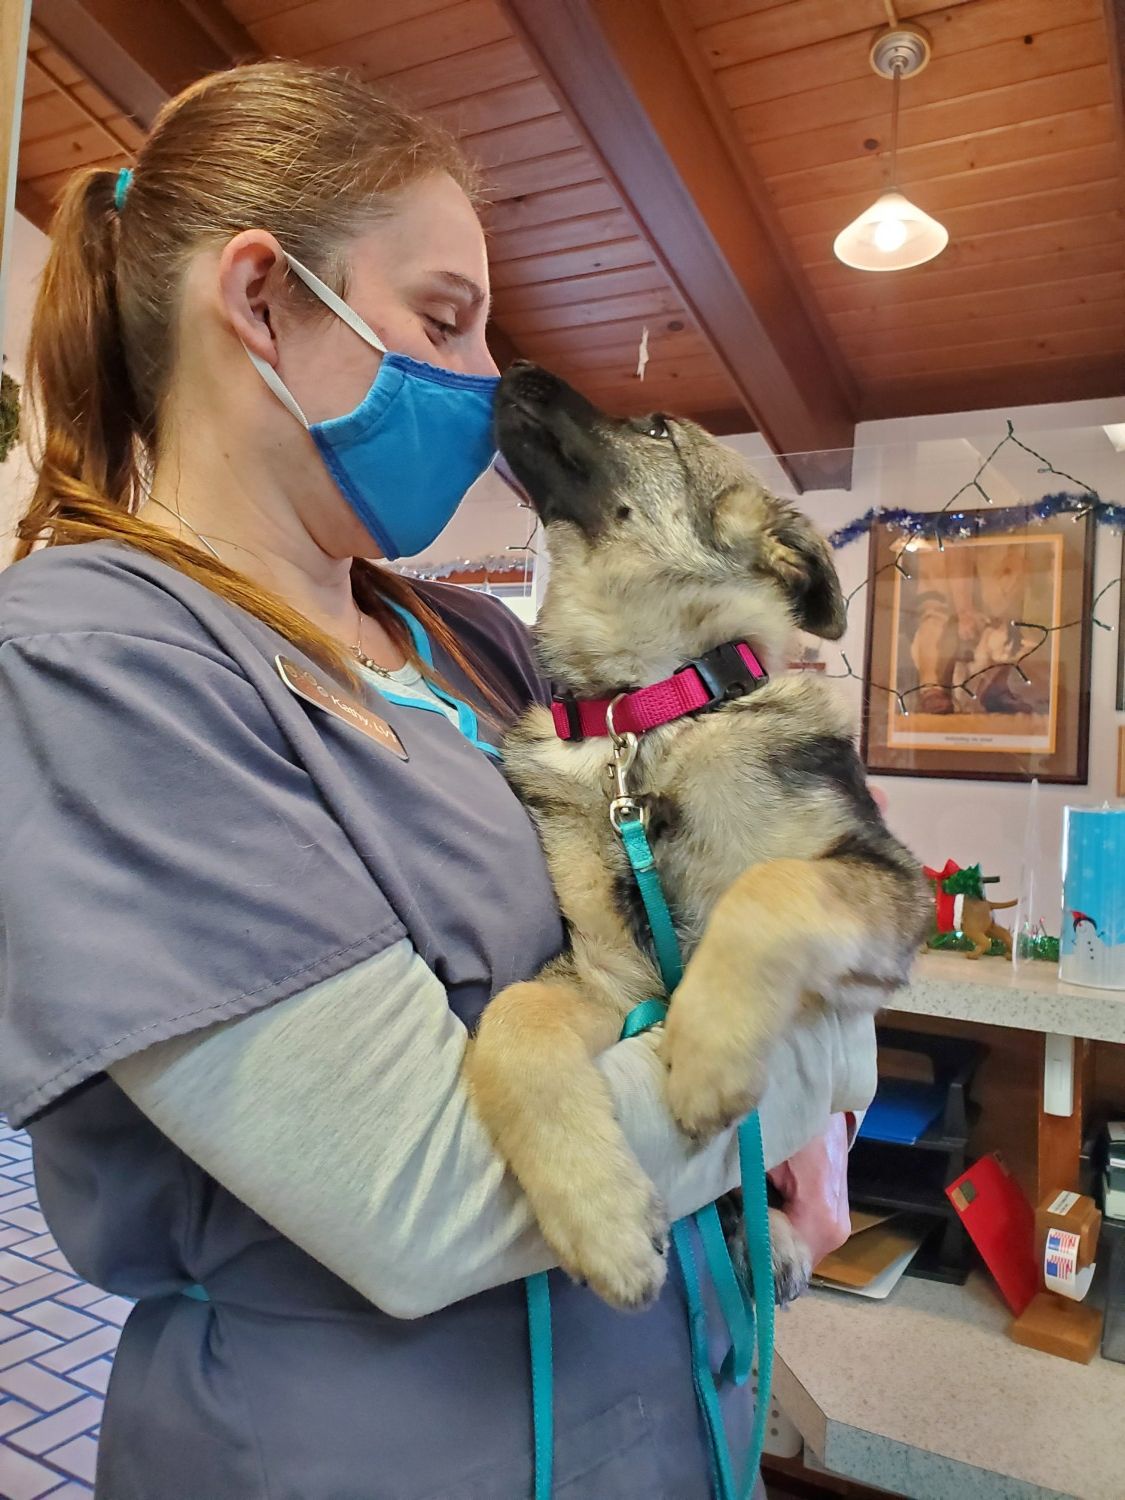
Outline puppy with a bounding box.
[465,365,930,1310]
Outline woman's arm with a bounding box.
[112,938,874,1318]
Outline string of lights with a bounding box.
[823,421,1122,714]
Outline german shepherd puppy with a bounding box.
[465,363,929,1311]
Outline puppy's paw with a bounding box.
[769,1207,812,1308]
[662,1027,768,1144]
[531,1152,669,1312]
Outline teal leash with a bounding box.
[524,808,774,1499]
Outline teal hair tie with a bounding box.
[114,167,133,212]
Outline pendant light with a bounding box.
[833,27,948,273]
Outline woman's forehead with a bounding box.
[353,174,489,292]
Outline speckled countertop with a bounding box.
[887,950,1125,1044]
[775,1274,1125,1500]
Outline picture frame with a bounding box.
[860,509,1094,783]
[1117,536,1125,713]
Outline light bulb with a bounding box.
[873,216,908,253]
[833,191,948,272]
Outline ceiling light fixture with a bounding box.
[833,26,949,273]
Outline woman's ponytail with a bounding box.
[16,168,139,559]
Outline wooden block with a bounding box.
[1010,1291,1103,1364]
[1035,1190,1101,1270]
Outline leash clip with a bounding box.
[606,696,648,833]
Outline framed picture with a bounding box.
[1117,537,1125,712]
[861,510,1094,783]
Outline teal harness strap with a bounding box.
[526,1271,554,1500]
[618,818,684,989]
[525,811,774,1499]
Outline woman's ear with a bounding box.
[216,231,288,366]
[760,505,847,641]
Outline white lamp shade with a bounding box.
[833,190,949,272]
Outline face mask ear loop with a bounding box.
[242,344,311,427]
[284,251,388,356]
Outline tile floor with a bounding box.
[0,1119,122,1499]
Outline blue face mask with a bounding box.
[244,252,500,560]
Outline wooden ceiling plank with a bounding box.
[498,289,685,336]
[730,20,1106,139]
[838,296,1125,357]
[224,0,312,24]
[827,269,1125,334]
[375,38,536,110]
[490,262,669,314]
[484,145,600,198]
[244,0,458,57]
[487,206,635,262]
[766,103,1116,209]
[489,236,653,290]
[696,0,976,72]
[26,150,124,202]
[21,49,144,154]
[714,0,1099,107]
[777,142,1120,237]
[430,78,560,140]
[746,63,1111,181]
[19,117,130,179]
[791,179,1125,266]
[302,1,509,77]
[485,179,617,233]
[819,242,1125,312]
[462,111,579,171]
[686,0,813,29]
[33,0,255,131]
[528,323,708,361]
[851,325,1125,380]
[863,354,1125,417]
[499,0,856,488]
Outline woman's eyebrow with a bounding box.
[430,270,490,315]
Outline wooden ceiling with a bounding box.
[12,0,1125,489]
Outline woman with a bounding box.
[0,63,874,1499]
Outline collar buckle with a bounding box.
[675,641,767,709]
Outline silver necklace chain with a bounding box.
[146,496,400,677]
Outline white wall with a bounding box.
[0,211,49,564]
[727,399,1125,932]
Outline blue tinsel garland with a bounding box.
[828,491,1125,551]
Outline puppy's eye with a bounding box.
[643,414,671,441]
[616,505,632,521]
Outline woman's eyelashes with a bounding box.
[423,308,461,345]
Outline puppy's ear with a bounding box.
[760,505,846,640]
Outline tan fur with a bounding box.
[464,369,931,1309]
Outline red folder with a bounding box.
[946,1154,1038,1315]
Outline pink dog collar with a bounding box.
[551,641,768,742]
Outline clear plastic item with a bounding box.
[1060,804,1125,991]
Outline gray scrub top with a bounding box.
[0,543,751,1500]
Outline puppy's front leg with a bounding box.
[663,857,908,1141]
[466,972,668,1309]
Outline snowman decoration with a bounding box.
[1065,912,1111,987]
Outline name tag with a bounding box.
[276,655,408,761]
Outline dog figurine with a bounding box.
[465,365,930,1311]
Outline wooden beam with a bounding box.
[1,0,31,354]
[32,0,257,131]
[1107,0,1125,173]
[497,0,856,490]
